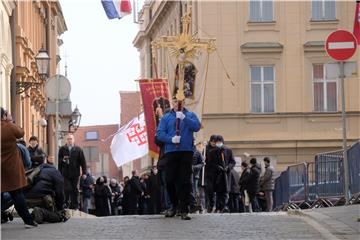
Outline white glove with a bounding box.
[176,111,185,120]
[171,135,181,144]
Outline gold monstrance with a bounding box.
[151,6,216,102]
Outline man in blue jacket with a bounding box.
[156,98,201,220]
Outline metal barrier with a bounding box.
[348,141,360,195]
[288,163,307,203]
[315,151,344,200]
[273,140,360,210]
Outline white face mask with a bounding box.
[216,142,223,148]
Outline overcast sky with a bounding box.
[59,0,143,126]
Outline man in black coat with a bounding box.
[148,166,162,214]
[24,160,69,224]
[154,135,171,212]
[127,170,143,215]
[204,135,217,213]
[208,135,236,213]
[238,161,250,212]
[190,145,204,213]
[58,134,87,209]
[247,158,261,212]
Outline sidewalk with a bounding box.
[288,205,360,240]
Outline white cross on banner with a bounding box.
[110,113,149,167]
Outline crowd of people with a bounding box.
[1,98,275,227]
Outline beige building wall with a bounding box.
[0,1,15,111]
[134,1,360,172]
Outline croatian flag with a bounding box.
[101,0,132,20]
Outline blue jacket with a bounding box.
[17,143,31,169]
[157,108,201,153]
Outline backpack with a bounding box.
[24,165,42,190]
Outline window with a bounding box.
[85,131,99,141]
[249,0,274,22]
[313,64,337,112]
[311,0,336,21]
[251,66,275,113]
[83,146,99,162]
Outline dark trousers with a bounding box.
[6,189,33,224]
[159,169,171,211]
[127,196,139,215]
[64,177,79,209]
[32,207,63,223]
[205,175,215,210]
[165,151,193,214]
[228,193,240,213]
[215,191,228,211]
[248,192,260,212]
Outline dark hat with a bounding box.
[29,136,38,142]
[250,158,257,165]
[209,135,217,142]
[215,135,224,143]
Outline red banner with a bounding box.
[139,79,171,158]
[354,1,360,45]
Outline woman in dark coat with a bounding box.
[1,108,37,227]
[94,176,112,217]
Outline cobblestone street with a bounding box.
[2,212,329,240]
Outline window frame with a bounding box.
[85,131,99,141]
[312,64,338,112]
[248,0,274,23]
[250,65,276,113]
[311,0,336,21]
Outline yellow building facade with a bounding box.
[134,0,360,171]
[14,1,66,155]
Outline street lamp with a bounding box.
[69,106,81,133]
[35,46,50,81]
[16,47,50,94]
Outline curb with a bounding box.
[287,209,340,240]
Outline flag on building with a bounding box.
[101,0,132,20]
[139,79,171,158]
[354,1,360,45]
[110,113,148,167]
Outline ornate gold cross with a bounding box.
[151,6,216,101]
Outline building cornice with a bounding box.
[203,111,360,119]
[133,1,174,47]
[241,42,283,53]
[303,41,325,52]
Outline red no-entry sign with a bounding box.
[325,30,357,61]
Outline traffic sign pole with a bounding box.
[325,30,357,205]
[340,61,349,205]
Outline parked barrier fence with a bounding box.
[273,140,360,210]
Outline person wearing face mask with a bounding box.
[208,135,236,213]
